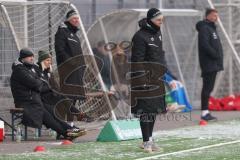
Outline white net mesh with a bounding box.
[75,56,113,120]
[86,9,201,113]
[164,0,240,105]
[162,0,240,107]
[0,1,114,129]
[208,0,240,97]
[87,0,240,111]
[0,1,74,127]
[1,0,240,128]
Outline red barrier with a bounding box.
[209,95,240,111]
[0,121,4,142]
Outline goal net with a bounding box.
[0,0,115,130]
[0,0,71,126]
[87,9,202,114]
[1,0,240,131]
[87,0,240,112]
[163,0,240,107]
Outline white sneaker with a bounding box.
[151,142,163,152]
[143,141,153,153]
[167,103,186,112]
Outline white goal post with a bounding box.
[1,0,240,126]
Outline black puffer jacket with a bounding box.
[131,18,167,66]
[10,60,49,105]
[131,18,167,114]
[55,21,82,65]
[55,21,84,86]
[34,63,58,105]
[10,59,49,128]
[196,20,224,75]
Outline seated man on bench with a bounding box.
[10,48,85,140]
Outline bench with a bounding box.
[10,108,41,141]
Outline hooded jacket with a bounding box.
[55,21,85,86]
[35,62,65,106]
[131,18,166,114]
[131,18,166,66]
[10,59,49,105]
[55,21,82,65]
[196,20,224,75]
[10,59,50,128]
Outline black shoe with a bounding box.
[56,134,66,140]
[201,113,217,122]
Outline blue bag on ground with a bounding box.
[164,73,192,112]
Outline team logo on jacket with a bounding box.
[159,35,162,41]
[213,32,218,39]
[151,37,154,41]
[31,68,36,73]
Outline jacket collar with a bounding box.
[204,19,217,30]
[64,21,79,33]
[138,18,160,34]
[12,59,34,70]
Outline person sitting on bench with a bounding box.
[35,50,86,139]
[10,48,85,140]
[35,50,86,122]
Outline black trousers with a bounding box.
[139,113,156,142]
[41,92,81,121]
[201,72,217,110]
[42,106,72,137]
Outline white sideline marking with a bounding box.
[135,140,240,160]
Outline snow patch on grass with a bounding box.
[154,119,240,140]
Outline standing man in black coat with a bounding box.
[196,8,224,121]
[131,8,170,153]
[55,10,84,86]
[10,48,84,140]
[55,10,85,120]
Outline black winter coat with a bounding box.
[34,63,61,106]
[55,21,84,86]
[10,60,49,128]
[196,20,224,75]
[34,63,70,120]
[131,18,167,114]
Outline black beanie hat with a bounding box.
[38,50,51,63]
[205,8,218,17]
[66,10,78,20]
[19,48,34,59]
[147,8,162,20]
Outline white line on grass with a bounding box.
[135,140,240,160]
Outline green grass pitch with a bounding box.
[1,119,240,160]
